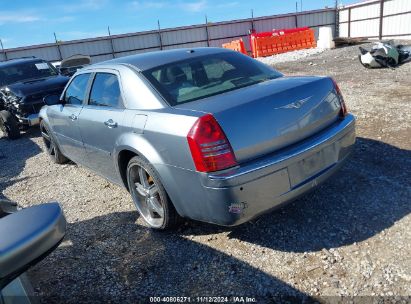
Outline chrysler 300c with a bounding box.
[40,48,355,229]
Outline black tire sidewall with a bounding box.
[0,110,20,140]
[40,120,68,164]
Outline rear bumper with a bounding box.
[159,114,355,226]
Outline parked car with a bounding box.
[40,47,356,230]
[0,57,69,139]
[0,201,66,303]
[58,54,91,77]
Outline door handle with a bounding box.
[69,114,77,121]
[104,119,118,128]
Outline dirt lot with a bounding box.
[1,43,410,303]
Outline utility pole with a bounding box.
[300,0,303,12]
[0,39,7,61]
[205,15,210,46]
[295,2,298,13]
[157,20,163,50]
[334,0,339,38]
[54,32,63,61]
[251,9,255,33]
[378,0,384,40]
[108,26,115,58]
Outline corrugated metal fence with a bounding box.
[1,0,410,64]
[0,8,336,63]
[339,0,411,40]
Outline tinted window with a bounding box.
[0,60,58,86]
[143,52,282,105]
[89,73,122,108]
[203,58,235,80]
[64,73,90,105]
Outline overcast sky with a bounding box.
[0,0,360,49]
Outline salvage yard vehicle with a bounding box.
[0,201,66,303]
[0,57,69,139]
[58,54,91,77]
[40,47,355,230]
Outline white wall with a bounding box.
[339,0,411,39]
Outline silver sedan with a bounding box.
[40,47,355,229]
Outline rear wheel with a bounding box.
[126,156,181,230]
[40,120,68,164]
[0,110,20,140]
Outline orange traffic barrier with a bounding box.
[222,39,247,55]
[251,28,316,58]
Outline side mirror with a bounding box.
[0,203,66,289]
[0,199,18,218]
[43,94,63,106]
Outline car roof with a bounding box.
[95,47,232,71]
[0,57,44,68]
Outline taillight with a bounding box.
[331,78,348,117]
[187,114,238,172]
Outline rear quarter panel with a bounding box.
[113,108,201,184]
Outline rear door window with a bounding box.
[64,73,91,105]
[88,73,123,108]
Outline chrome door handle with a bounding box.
[69,114,77,121]
[104,119,118,128]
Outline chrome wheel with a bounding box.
[128,163,165,228]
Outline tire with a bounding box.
[0,110,20,140]
[40,120,68,164]
[126,156,181,230]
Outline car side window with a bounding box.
[64,73,91,105]
[89,73,123,108]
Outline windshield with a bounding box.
[0,60,58,86]
[143,52,282,106]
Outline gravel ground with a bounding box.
[257,47,325,65]
[1,43,410,303]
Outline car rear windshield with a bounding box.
[0,60,58,86]
[142,52,282,106]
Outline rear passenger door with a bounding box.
[78,71,126,182]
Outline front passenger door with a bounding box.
[78,72,125,182]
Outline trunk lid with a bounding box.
[175,76,342,162]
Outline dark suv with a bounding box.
[0,57,69,139]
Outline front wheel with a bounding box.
[40,120,68,164]
[0,110,20,140]
[126,156,181,230]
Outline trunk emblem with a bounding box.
[275,96,312,109]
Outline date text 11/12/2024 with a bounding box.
[149,296,257,303]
